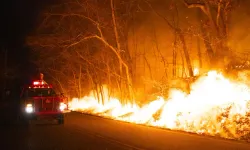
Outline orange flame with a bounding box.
[69,71,250,140]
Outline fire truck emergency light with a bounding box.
[33,81,46,85]
[33,81,40,85]
[31,74,52,88]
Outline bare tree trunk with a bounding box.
[197,36,202,69]
[111,0,123,76]
[111,60,122,101]
[132,20,137,85]
[183,0,236,69]
[86,68,94,92]
[93,69,100,104]
[178,32,194,77]
[152,26,168,79]
[146,1,193,77]
[110,0,134,101]
[98,84,104,104]
[197,9,215,67]
[111,0,123,101]
[180,46,185,78]
[104,53,112,100]
[173,35,177,78]
[143,54,153,80]
[200,29,214,65]
[72,69,79,98]
[78,65,82,98]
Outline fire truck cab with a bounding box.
[19,75,66,125]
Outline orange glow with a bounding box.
[69,71,250,140]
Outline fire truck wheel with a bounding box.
[58,118,64,124]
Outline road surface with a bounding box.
[1,112,250,150]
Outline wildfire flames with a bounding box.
[69,71,250,140]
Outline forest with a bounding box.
[27,0,250,104]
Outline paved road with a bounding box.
[67,112,250,150]
[0,104,134,150]
[1,112,250,150]
[1,122,134,150]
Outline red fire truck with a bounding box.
[19,74,67,124]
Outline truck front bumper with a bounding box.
[23,111,64,120]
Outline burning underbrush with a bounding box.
[69,71,250,141]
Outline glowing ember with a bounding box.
[69,71,250,140]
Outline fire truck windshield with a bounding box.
[24,88,56,97]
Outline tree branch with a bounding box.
[144,0,175,30]
[75,50,124,79]
[65,34,127,69]
[216,0,222,27]
[182,0,209,16]
[45,13,104,38]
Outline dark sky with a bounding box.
[1,0,42,50]
[0,0,55,81]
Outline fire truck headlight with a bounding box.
[25,104,33,113]
[59,102,66,111]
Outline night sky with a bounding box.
[0,0,55,83]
